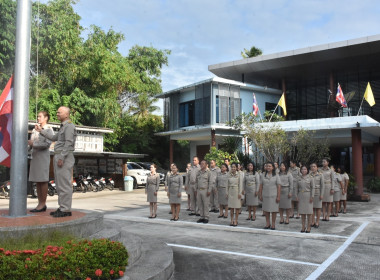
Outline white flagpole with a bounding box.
[357,95,365,116]
[9,0,32,217]
[268,103,280,122]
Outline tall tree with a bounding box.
[241,46,263,58]
[0,0,16,87]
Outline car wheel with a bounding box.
[133,177,137,189]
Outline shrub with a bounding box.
[366,177,380,193]
[0,238,128,280]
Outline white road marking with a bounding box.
[167,243,320,267]
[305,221,370,280]
[105,214,349,240]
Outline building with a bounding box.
[160,34,380,196]
[156,77,281,162]
[27,122,145,188]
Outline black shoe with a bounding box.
[52,211,72,218]
[50,208,60,216]
[30,205,47,213]
[264,225,271,229]
[169,211,172,214]
[203,219,209,224]
[197,218,204,223]
[189,213,196,216]
[186,208,191,211]
[218,215,224,218]
[196,214,200,216]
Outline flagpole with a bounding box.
[357,95,365,116]
[9,0,32,217]
[268,103,280,122]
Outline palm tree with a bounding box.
[241,46,263,58]
[129,93,159,118]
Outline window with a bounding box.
[216,96,241,123]
[179,101,195,127]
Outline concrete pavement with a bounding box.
[1,187,379,279]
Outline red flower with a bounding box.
[119,270,124,276]
[25,264,28,269]
[5,250,11,256]
[95,269,102,276]
[25,258,31,261]
[86,278,91,280]
[110,269,114,275]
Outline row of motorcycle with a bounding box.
[0,174,115,198]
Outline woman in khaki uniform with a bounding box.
[309,162,325,228]
[338,166,349,214]
[331,164,343,217]
[28,111,54,212]
[167,163,182,221]
[297,166,315,233]
[289,160,301,219]
[216,163,229,218]
[145,164,160,218]
[320,158,334,221]
[259,162,281,230]
[244,162,260,221]
[278,162,293,225]
[227,163,242,226]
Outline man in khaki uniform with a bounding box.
[187,156,200,216]
[209,160,220,213]
[37,106,76,217]
[196,160,212,223]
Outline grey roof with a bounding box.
[157,76,281,98]
[209,34,380,87]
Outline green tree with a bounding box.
[204,147,239,167]
[289,128,330,166]
[246,124,290,163]
[0,0,16,87]
[241,46,263,58]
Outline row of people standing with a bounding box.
[146,157,349,233]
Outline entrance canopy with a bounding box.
[254,115,380,147]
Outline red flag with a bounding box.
[252,93,259,116]
[0,76,13,167]
[336,83,347,108]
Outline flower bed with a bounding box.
[0,238,128,280]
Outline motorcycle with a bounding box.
[106,177,115,191]
[0,180,10,198]
[32,180,56,197]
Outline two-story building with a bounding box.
[156,77,281,161]
[159,34,380,196]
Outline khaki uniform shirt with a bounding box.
[186,164,200,188]
[41,120,76,161]
[209,167,221,190]
[196,169,211,192]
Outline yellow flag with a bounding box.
[278,93,287,116]
[364,82,375,107]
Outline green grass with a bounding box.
[0,231,80,250]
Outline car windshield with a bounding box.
[128,163,144,169]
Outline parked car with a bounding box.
[136,162,166,184]
[127,162,150,189]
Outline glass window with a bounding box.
[179,101,195,127]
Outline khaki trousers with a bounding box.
[209,187,218,210]
[54,153,75,212]
[189,184,199,214]
[197,189,210,219]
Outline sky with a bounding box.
[68,0,380,114]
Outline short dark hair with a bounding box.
[265,162,276,177]
[39,110,50,122]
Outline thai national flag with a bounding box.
[0,76,13,167]
[252,93,259,116]
[336,83,347,108]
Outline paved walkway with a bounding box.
[0,188,379,279]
